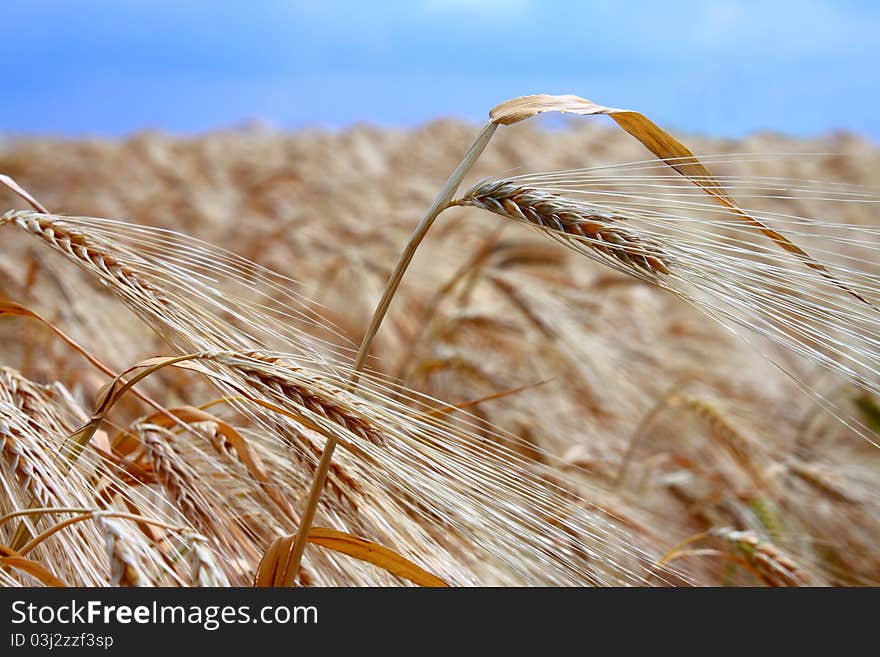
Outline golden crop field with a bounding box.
[2,96,879,586]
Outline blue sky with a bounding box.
[3,1,879,138]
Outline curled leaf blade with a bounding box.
[0,547,68,587]
[307,527,449,587]
[254,529,449,587]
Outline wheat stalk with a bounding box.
[16,121,867,586]
[3,100,880,586]
[0,112,702,585]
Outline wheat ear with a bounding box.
[94,513,154,587]
[207,351,385,446]
[452,179,670,277]
[0,412,60,512]
[711,527,812,587]
[184,532,230,587]
[0,211,169,305]
[137,423,219,535]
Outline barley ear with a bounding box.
[184,532,229,587]
[94,513,154,587]
[490,94,869,304]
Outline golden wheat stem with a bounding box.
[17,510,185,557]
[282,121,499,586]
[350,121,499,379]
[0,507,184,532]
[0,507,95,526]
[0,174,48,213]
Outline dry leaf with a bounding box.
[307,527,449,587]
[0,546,68,587]
[254,528,449,587]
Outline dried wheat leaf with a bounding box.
[0,300,112,374]
[253,534,294,587]
[0,547,68,587]
[254,529,449,587]
[63,355,206,467]
[306,527,449,587]
[489,95,740,201]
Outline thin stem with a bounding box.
[0,507,93,526]
[657,531,710,566]
[19,511,186,556]
[614,381,691,489]
[281,120,499,586]
[349,121,499,381]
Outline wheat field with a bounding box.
[2,98,880,587]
